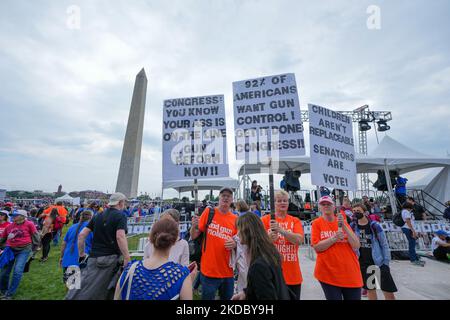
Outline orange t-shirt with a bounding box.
[43,205,68,223]
[198,207,237,278]
[311,215,363,288]
[261,214,304,285]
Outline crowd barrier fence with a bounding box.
[127,218,450,258]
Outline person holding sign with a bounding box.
[261,190,304,300]
[190,187,237,300]
[311,196,362,300]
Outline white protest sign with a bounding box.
[309,104,357,191]
[162,95,229,183]
[233,73,305,163]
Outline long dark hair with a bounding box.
[50,208,59,223]
[70,210,93,253]
[236,213,281,267]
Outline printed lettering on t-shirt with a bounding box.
[207,221,234,240]
[274,221,299,262]
[320,230,348,243]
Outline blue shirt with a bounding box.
[395,177,408,195]
[62,221,93,268]
[253,210,262,217]
[119,261,189,300]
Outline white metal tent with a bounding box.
[420,167,450,214]
[236,136,450,213]
[356,136,450,174]
[236,136,450,176]
[55,193,74,204]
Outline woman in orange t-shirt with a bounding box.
[311,196,363,300]
[261,190,304,300]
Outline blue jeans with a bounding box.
[0,249,31,297]
[200,273,234,300]
[53,229,61,245]
[401,228,418,262]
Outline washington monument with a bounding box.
[115,68,147,198]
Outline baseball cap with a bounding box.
[0,210,9,217]
[108,192,127,206]
[11,209,28,217]
[435,230,448,237]
[219,187,233,195]
[319,196,334,205]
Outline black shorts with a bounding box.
[360,264,398,293]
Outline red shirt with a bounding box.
[2,221,38,248]
[0,221,11,239]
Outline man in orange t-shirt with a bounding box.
[261,190,304,300]
[190,187,237,300]
[43,201,68,223]
[311,196,363,300]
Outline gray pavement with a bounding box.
[298,248,450,300]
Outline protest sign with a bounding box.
[162,95,229,183]
[233,73,305,163]
[309,104,357,190]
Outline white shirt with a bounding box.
[431,236,446,251]
[401,209,415,229]
[143,239,190,267]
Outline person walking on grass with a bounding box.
[65,192,130,300]
[0,210,40,300]
[60,210,93,285]
[40,208,64,262]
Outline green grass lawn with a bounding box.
[12,227,148,300]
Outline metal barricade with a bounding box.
[382,220,450,252]
[301,220,315,261]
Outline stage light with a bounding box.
[377,119,390,132]
[359,120,371,131]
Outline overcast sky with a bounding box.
[0,0,449,197]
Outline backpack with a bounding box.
[392,211,405,227]
[53,216,64,231]
[188,206,215,263]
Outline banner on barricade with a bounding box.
[308,103,357,191]
[162,95,229,182]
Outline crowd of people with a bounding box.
[0,189,449,301]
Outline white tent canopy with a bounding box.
[237,136,450,176]
[237,158,311,176]
[420,167,450,215]
[356,136,450,174]
[163,177,239,193]
[55,193,74,203]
